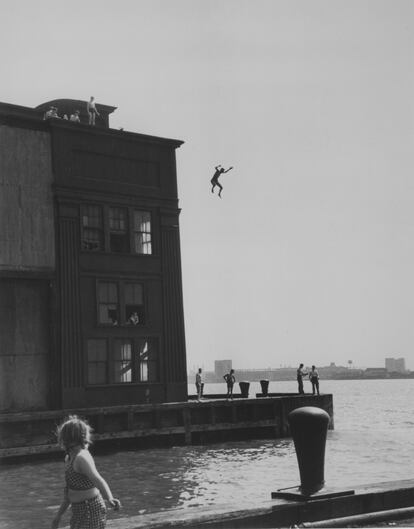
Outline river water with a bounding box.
[0,379,413,528]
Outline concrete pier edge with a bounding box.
[57,479,414,529]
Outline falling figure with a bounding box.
[211,164,233,197]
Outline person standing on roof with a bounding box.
[87,96,100,126]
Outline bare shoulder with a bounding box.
[74,449,95,471]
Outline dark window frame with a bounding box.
[86,336,159,386]
[96,279,146,328]
[81,204,105,252]
[80,203,154,256]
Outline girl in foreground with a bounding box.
[51,415,121,529]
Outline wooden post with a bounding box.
[127,410,134,431]
[210,406,216,426]
[182,407,192,445]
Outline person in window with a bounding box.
[309,365,320,396]
[296,363,308,394]
[223,369,236,400]
[195,368,203,402]
[87,96,100,126]
[127,312,139,326]
[210,164,233,198]
[70,110,81,122]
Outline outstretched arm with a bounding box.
[51,488,70,528]
[223,166,233,173]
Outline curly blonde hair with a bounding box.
[56,415,93,450]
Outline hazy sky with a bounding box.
[2,1,414,370]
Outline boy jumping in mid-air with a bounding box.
[211,164,233,197]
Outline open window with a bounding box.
[125,283,145,325]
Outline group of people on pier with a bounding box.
[195,364,320,401]
[297,364,320,395]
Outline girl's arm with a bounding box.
[76,451,121,509]
[51,488,70,528]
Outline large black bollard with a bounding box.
[289,406,329,495]
[239,381,250,398]
[272,406,355,501]
[260,379,269,396]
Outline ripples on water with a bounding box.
[1,379,413,528]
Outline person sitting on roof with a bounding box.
[70,110,81,123]
[44,106,60,120]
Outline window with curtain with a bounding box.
[138,339,158,382]
[133,210,152,254]
[112,339,132,383]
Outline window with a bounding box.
[86,337,158,385]
[112,339,132,383]
[125,283,145,325]
[81,205,104,251]
[98,282,119,325]
[97,280,145,326]
[138,339,158,382]
[81,204,152,255]
[109,207,129,253]
[87,339,107,385]
[133,210,152,254]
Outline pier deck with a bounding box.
[0,393,333,459]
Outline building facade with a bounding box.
[385,357,406,373]
[0,99,187,412]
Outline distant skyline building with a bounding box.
[214,360,232,377]
[385,357,406,373]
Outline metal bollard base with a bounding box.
[271,485,355,502]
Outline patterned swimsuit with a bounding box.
[65,453,107,529]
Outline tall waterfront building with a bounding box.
[214,360,233,377]
[0,99,187,412]
[385,357,406,373]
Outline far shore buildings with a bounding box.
[0,98,187,412]
[196,358,411,383]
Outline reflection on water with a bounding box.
[0,439,296,529]
[1,379,414,529]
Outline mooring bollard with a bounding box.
[260,379,269,396]
[289,406,329,495]
[272,406,355,501]
[239,381,250,398]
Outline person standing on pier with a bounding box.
[223,369,236,399]
[51,415,121,529]
[296,363,308,394]
[195,368,203,401]
[309,365,320,395]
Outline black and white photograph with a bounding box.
[1,1,414,528]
